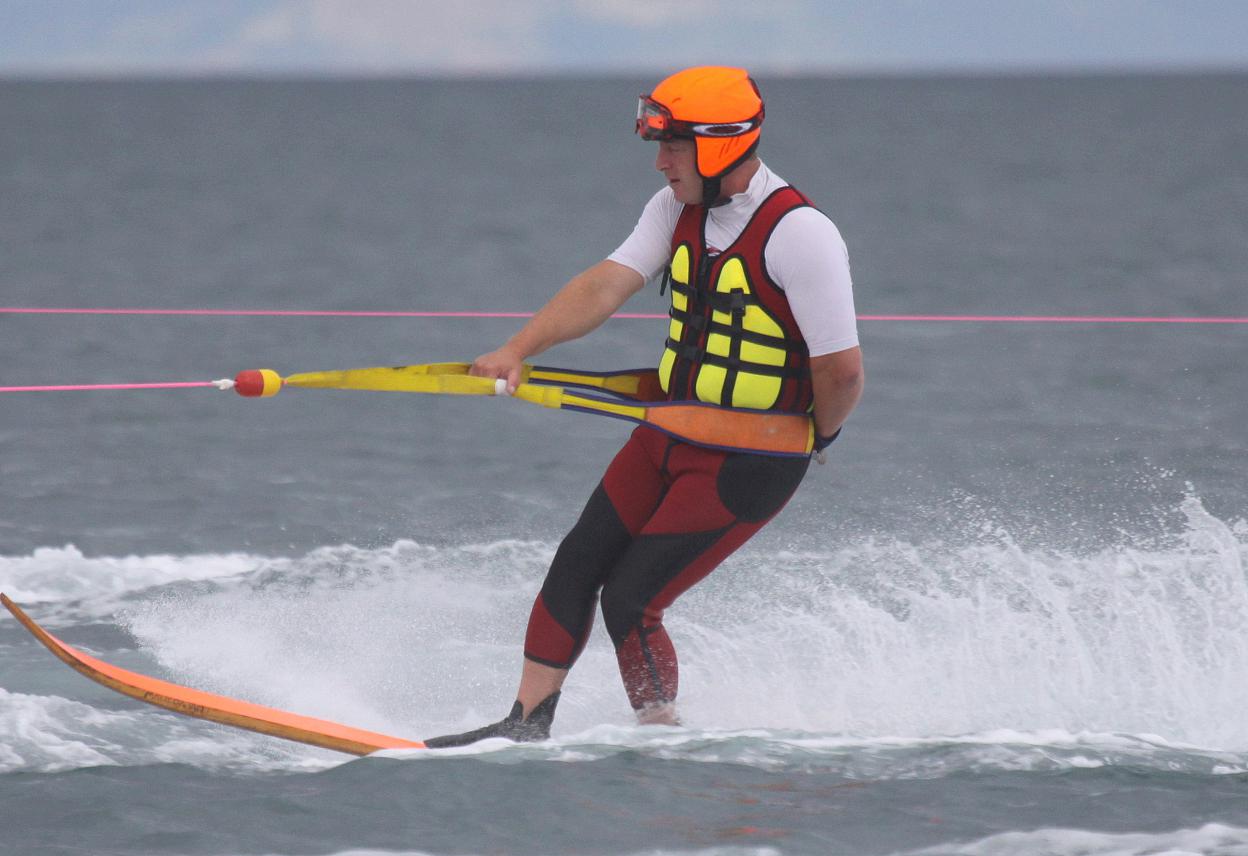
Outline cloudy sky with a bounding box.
[2,0,1246,76]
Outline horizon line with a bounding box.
[3,63,1247,83]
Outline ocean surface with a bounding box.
[1,75,1247,855]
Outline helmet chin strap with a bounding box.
[698,140,762,207]
[701,176,726,207]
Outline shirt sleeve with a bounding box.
[764,207,859,357]
[606,187,682,282]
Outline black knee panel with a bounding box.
[599,528,725,647]
[539,482,631,635]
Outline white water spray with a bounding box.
[8,496,1246,750]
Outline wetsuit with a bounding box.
[525,424,809,710]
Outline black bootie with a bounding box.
[424,692,560,749]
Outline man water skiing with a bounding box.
[426,66,863,747]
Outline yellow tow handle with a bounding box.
[232,363,813,457]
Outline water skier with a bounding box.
[427,66,863,746]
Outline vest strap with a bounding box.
[669,309,794,348]
[669,280,756,314]
[663,339,810,379]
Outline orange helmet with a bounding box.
[636,66,764,180]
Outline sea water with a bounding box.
[1,75,1247,855]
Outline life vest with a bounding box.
[658,186,814,413]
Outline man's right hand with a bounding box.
[470,346,526,394]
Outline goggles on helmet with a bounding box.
[635,95,763,141]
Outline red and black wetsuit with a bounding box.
[525,426,808,710]
[523,187,817,712]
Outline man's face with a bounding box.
[655,139,703,205]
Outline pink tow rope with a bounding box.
[0,381,234,393]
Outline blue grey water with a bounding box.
[1,75,1247,856]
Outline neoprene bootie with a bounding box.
[424,692,560,748]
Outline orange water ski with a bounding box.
[1,593,425,755]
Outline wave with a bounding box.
[252,850,786,856]
[4,678,1247,783]
[3,495,1248,757]
[377,726,1248,779]
[0,686,333,775]
[0,544,261,618]
[891,823,1248,856]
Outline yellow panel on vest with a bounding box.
[744,305,784,339]
[732,375,782,409]
[671,244,691,285]
[739,340,787,367]
[662,245,693,395]
[669,290,687,343]
[658,348,675,393]
[715,257,750,294]
[695,364,728,405]
[706,331,732,358]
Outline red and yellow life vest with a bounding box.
[658,186,814,413]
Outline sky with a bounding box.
[2,0,1247,77]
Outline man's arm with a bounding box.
[471,260,646,391]
[810,346,864,441]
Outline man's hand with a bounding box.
[471,346,526,394]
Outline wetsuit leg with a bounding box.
[522,428,667,669]
[600,432,810,712]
